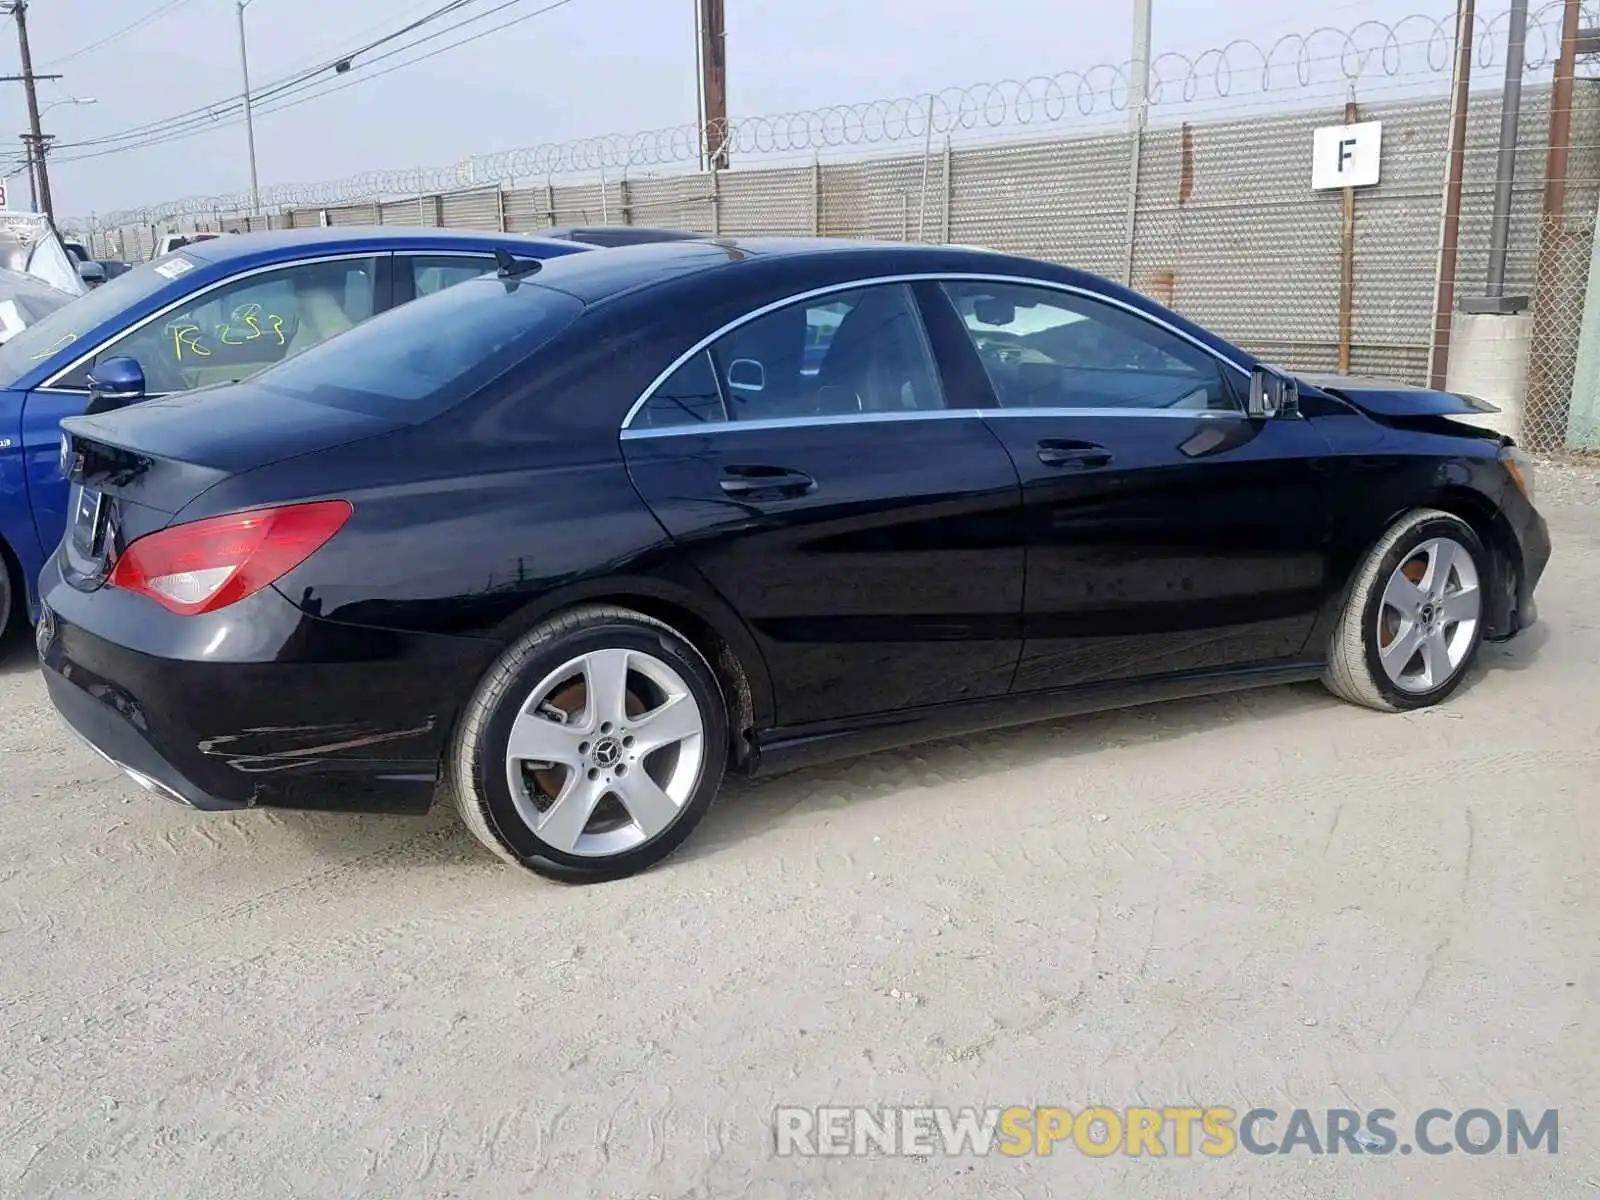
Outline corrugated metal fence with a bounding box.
[89,82,1600,451]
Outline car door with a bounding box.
[21,253,388,567]
[933,278,1336,693]
[621,281,1025,728]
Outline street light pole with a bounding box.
[237,0,261,214]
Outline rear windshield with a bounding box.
[0,254,197,387]
[251,275,585,422]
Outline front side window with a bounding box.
[58,256,381,393]
[408,254,494,298]
[636,283,944,430]
[941,281,1238,412]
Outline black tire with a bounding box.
[446,604,728,883]
[0,549,14,645]
[1322,508,1489,712]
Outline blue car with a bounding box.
[0,226,591,632]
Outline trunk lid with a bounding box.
[57,381,403,585]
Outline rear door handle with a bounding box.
[719,465,817,498]
[1036,440,1113,468]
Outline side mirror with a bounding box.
[85,356,146,413]
[727,358,766,394]
[76,261,105,288]
[1248,365,1300,419]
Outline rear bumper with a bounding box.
[41,640,247,810]
[35,554,499,814]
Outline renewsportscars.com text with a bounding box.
[773,1105,1559,1158]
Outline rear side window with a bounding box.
[632,283,944,430]
[253,277,585,422]
[635,350,726,427]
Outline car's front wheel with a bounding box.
[448,605,728,882]
[1323,508,1489,711]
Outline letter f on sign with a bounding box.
[1338,137,1357,172]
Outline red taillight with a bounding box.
[107,500,352,616]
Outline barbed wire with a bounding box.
[86,5,1585,229]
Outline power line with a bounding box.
[55,0,540,154]
[42,0,204,68]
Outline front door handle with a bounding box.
[1036,439,1113,468]
[719,465,817,498]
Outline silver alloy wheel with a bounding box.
[503,648,706,857]
[1376,535,1481,694]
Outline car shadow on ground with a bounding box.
[17,623,1550,882]
[0,627,35,675]
[682,679,1340,865]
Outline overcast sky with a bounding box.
[3,0,1471,217]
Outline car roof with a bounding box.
[516,235,1072,305]
[538,226,705,247]
[177,225,583,263]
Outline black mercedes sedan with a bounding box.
[36,238,1550,882]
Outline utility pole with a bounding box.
[1462,0,1530,313]
[697,0,727,170]
[237,0,261,214]
[1427,0,1475,389]
[16,136,35,208]
[1,2,61,224]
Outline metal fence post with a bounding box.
[941,136,952,245]
[1123,130,1142,287]
[1338,95,1360,372]
[917,93,935,241]
[1565,178,1600,448]
[812,155,821,235]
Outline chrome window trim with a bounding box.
[620,405,1245,441]
[622,407,985,440]
[618,271,1251,433]
[981,406,1247,421]
[37,251,388,395]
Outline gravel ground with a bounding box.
[1,474,1596,1199]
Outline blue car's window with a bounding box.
[253,276,585,422]
[407,254,495,297]
[0,255,199,388]
[54,257,381,394]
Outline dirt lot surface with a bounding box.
[1,466,1597,1199]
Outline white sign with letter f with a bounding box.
[1312,121,1383,190]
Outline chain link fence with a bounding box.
[80,80,1600,453]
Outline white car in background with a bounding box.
[154,231,224,258]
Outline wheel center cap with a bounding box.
[592,736,622,769]
[1419,602,1437,623]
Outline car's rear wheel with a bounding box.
[447,605,728,882]
[1323,508,1488,712]
[0,548,15,643]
